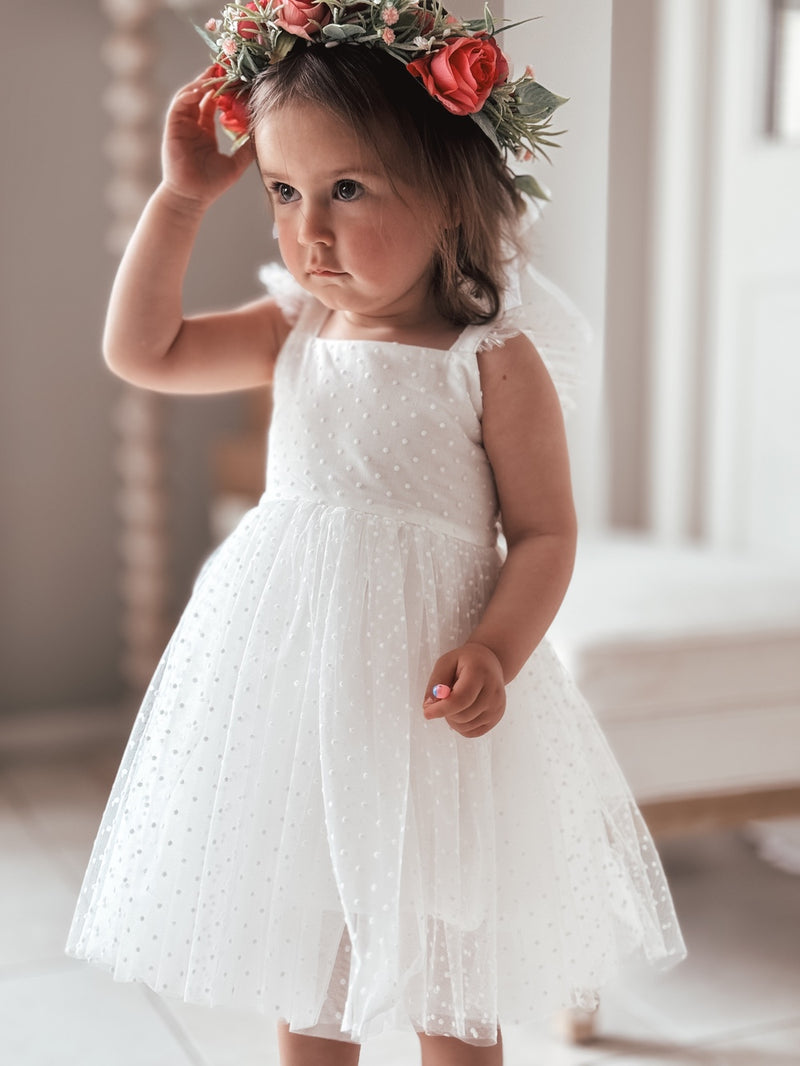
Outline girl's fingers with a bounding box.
[184,66,221,89]
[197,90,218,136]
[424,674,483,720]
[449,700,504,737]
[441,688,487,723]
[422,657,457,716]
[170,69,219,112]
[458,722,494,739]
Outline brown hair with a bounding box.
[248,45,524,326]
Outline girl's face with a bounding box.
[254,102,442,329]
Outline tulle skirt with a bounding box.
[66,497,685,1045]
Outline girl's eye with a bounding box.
[271,182,298,204]
[334,180,363,202]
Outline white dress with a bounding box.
[66,293,686,1046]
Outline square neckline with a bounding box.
[309,304,480,355]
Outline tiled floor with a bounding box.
[1,746,799,1066]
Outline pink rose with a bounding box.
[274,0,332,41]
[407,34,509,116]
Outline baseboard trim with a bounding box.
[641,786,800,837]
[0,704,135,759]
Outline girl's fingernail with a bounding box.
[432,684,451,700]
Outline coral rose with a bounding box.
[413,6,436,35]
[407,34,509,116]
[216,91,250,136]
[210,66,251,136]
[274,0,332,41]
[236,2,264,41]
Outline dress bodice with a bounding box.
[265,300,500,547]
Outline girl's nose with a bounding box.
[297,203,333,246]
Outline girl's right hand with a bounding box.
[160,68,255,210]
[422,642,507,739]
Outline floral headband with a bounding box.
[196,1,565,201]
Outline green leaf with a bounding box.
[322,23,367,41]
[470,108,501,151]
[270,30,297,62]
[238,46,263,78]
[516,81,568,121]
[492,16,541,36]
[513,173,550,202]
[193,23,219,53]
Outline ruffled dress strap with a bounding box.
[456,206,594,415]
[258,261,315,328]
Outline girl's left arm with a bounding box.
[423,333,577,738]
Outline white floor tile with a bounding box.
[0,801,79,968]
[0,964,203,1066]
[596,832,800,1044]
[358,1028,420,1066]
[587,1021,800,1065]
[163,999,277,1066]
[0,756,113,887]
[704,1019,800,1064]
[495,1021,610,1066]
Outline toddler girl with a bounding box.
[67,4,685,1063]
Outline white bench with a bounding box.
[549,534,800,834]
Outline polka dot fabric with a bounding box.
[66,297,685,1045]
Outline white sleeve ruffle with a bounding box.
[258,261,310,326]
[480,206,593,414]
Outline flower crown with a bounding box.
[196,1,566,201]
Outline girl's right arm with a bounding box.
[103,69,290,395]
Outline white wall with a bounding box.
[503,0,614,532]
[0,2,269,715]
[604,0,658,528]
[701,0,800,556]
[613,0,800,555]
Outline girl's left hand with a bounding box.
[422,643,506,738]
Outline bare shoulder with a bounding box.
[476,329,575,542]
[106,295,294,396]
[476,331,562,430]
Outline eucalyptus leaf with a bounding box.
[470,108,501,151]
[193,24,219,52]
[238,47,265,77]
[322,23,367,41]
[513,173,550,202]
[517,82,568,121]
[271,30,296,62]
[492,16,540,36]
[229,130,251,151]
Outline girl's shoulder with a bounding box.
[465,271,593,415]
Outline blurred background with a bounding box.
[1,1,799,1063]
